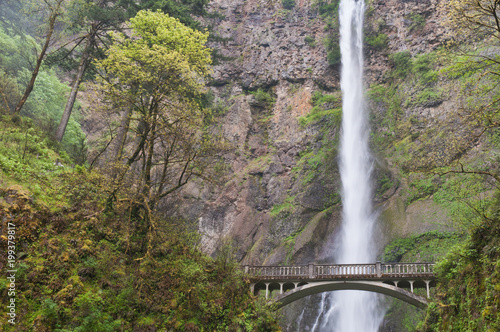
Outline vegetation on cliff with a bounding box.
[368,0,500,330]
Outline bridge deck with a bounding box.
[245,262,435,281]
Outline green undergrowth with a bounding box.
[368,51,440,153]
[418,191,500,331]
[0,115,79,209]
[0,120,281,331]
[0,183,281,331]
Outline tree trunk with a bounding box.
[55,43,90,142]
[112,108,132,162]
[143,112,157,199]
[14,1,62,114]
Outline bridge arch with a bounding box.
[271,281,428,309]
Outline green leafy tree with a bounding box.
[93,10,221,215]
[13,0,66,114]
[53,0,213,143]
[435,0,500,182]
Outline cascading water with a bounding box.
[318,0,386,330]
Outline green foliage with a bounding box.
[282,0,295,10]
[382,231,464,263]
[367,83,404,148]
[419,197,500,331]
[412,53,438,83]
[299,107,342,127]
[323,30,341,67]
[366,33,389,51]
[270,195,297,218]
[93,10,223,209]
[317,1,341,66]
[408,88,443,107]
[310,90,340,107]
[407,13,426,32]
[251,88,275,108]
[0,69,21,113]
[305,35,316,47]
[137,0,210,30]
[316,0,340,16]
[0,165,281,331]
[0,22,36,77]
[0,21,87,161]
[299,91,342,127]
[389,51,413,79]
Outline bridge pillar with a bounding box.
[409,280,414,293]
[424,280,431,298]
[309,264,315,279]
[376,261,382,277]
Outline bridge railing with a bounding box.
[246,265,309,278]
[245,262,435,280]
[382,263,434,276]
[315,264,376,278]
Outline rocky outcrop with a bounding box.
[186,0,452,267]
[171,0,465,330]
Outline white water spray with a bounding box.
[320,0,385,330]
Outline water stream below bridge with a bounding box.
[312,0,386,330]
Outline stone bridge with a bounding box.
[245,262,436,309]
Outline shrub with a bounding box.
[251,88,275,108]
[366,33,389,51]
[305,35,316,47]
[282,0,295,9]
[327,46,341,66]
[407,13,425,32]
[389,51,412,79]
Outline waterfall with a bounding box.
[319,0,386,330]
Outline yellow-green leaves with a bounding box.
[98,10,211,97]
[92,10,219,210]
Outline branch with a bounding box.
[434,163,500,183]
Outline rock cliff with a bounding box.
[182,0,451,264]
[177,0,462,329]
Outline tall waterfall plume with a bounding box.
[321,0,385,330]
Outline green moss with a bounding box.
[270,195,297,218]
[250,88,275,108]
[305,36,316,47]
[382,231,464,263]
[420,205,500,331]
[298,107,342,127]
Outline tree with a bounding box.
[435,0,500,183]
[53,0,132,142]
[93,10,222,211]
[13,0,66,114]
[444,0,500,43]
[53,0,213,142]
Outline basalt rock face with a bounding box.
[190,0,343,266]
[186,0,450,264]
[176,0,453,329]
